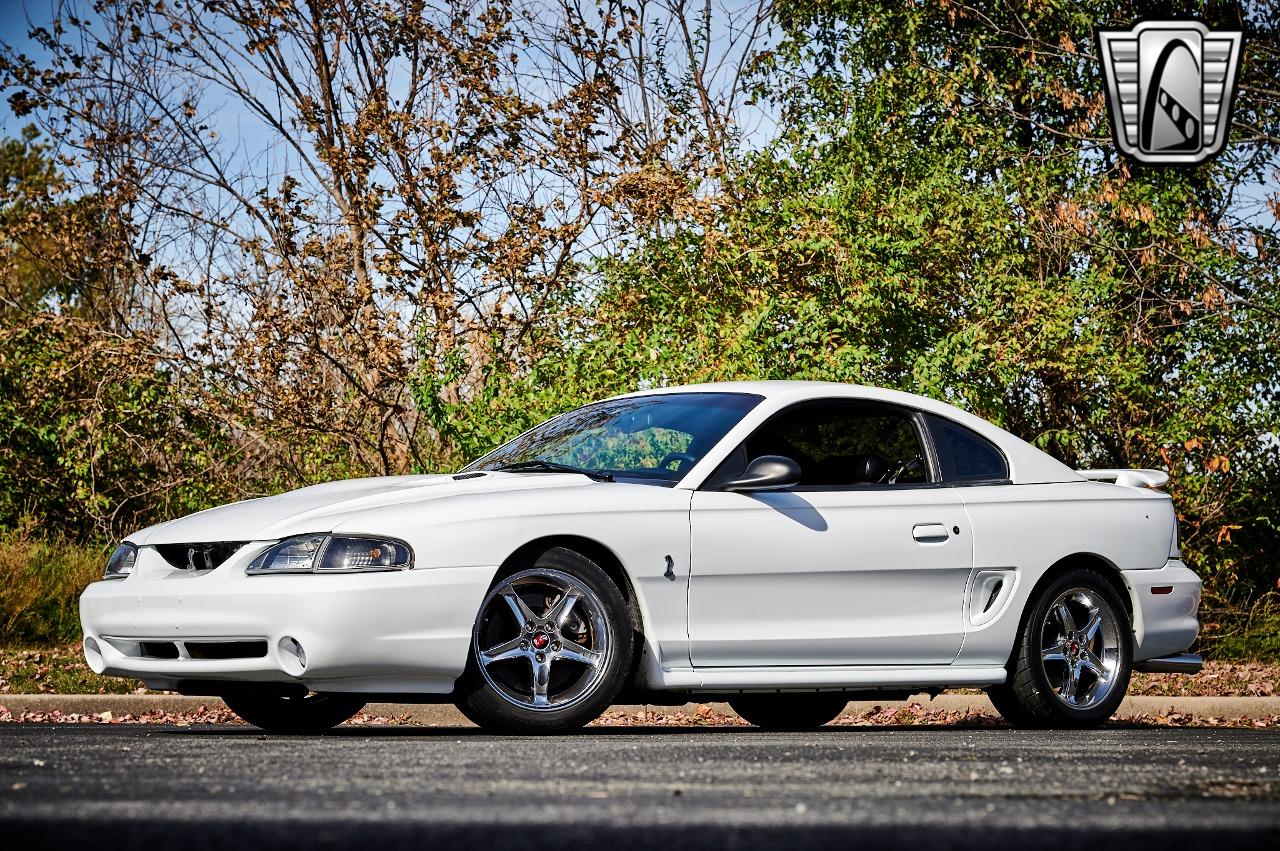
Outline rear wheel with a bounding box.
[455,548,633,734]
[221,691,366,733]
[729,693,849,730]
[988,569,1132,728]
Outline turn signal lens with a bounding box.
[317,537,411,571]
[103,543,137,580]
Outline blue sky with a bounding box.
[0,1,49,135]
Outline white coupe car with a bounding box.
[80,381,1201,734]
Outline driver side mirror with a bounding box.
[722,455,802,492]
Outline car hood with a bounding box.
[131,472,596,545]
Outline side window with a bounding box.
[926,414,1008,483]
[714,400,930,488]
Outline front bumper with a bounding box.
[1122,559,1201,663]
[79,545,495,693]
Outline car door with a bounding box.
[687,399,972,667]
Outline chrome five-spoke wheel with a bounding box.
[473,567,613,712]
[458,549,634,734]
[987,568,1133,728]
[1039,587,1122,710]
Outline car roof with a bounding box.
[612,380,1082,485]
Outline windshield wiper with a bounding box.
[494,459,614,482]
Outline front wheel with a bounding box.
[988,569,1132,728]
[729,693,849,730]
[455,548,633,734]
[221,691,366,733]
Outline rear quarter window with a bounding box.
[926,414,1009,483]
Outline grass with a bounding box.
[0,644,143,694]
[1195,601,1280,662]
[0,533,105,645]
[0,533,142,694]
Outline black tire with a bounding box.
[455,547,634,734]
[221,691,366,733]
[987,568,1132,729]
[729,693,849,730]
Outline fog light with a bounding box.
[278,636,307,676]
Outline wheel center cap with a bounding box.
[532,632,550,650]
[1069,641,1080,654]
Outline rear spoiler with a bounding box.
[1077,469,1169,490]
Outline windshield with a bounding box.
[464,392,763,485]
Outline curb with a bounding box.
[3,693,1278,723]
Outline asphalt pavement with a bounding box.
[2,723,1278,849]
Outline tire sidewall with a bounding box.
[458,547,634,734]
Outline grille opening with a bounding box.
[185,640,269,660]
[140,641,180,659]
[154,542,248,571]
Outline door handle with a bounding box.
[912,523,950,543]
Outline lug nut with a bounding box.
[525,622,534,632]
[552,642,562,651]
[535,652,546,663]
[520,640,530,650]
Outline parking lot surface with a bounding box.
[2,723,1278,849]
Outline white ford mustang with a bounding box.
[80,381,1201,733]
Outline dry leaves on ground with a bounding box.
[1130,662,1279,697]
[590,702,1280,729]
[0,706,417,726]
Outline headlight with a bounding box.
[246,534,413,574]
[103,543,137,580]
[248,534,327,573]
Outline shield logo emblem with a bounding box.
[1098,21,1243,165]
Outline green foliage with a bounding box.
[0,532,104,645]
[1198,600,1280,662]
[0,131,239,539]
[0,319,231,538]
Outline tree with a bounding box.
[0,130,232,537]
[2,0,1277,617]
[447,0,1280,604]
[1,0,776,483]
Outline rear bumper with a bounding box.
[1122,559,1201,663]
[78,546,495,693]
